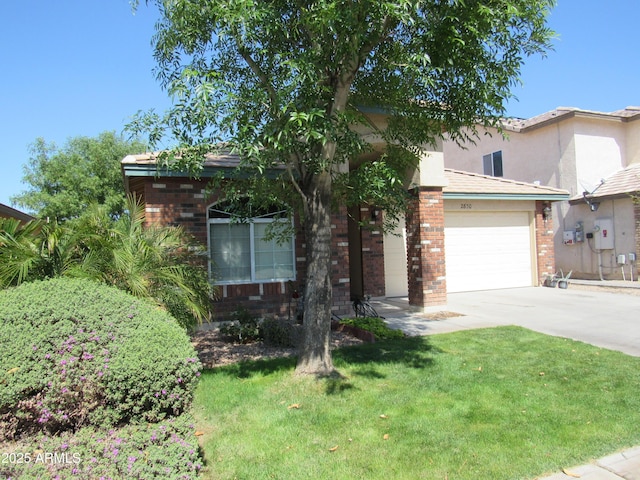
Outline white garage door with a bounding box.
[445,211,534,292]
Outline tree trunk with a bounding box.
[295,170,335,376]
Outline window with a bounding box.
[208,202,295,284]
[483,151,503,177]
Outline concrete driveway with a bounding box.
[380,285,640,357]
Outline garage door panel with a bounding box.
[445,211,533,293]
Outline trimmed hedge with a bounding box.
[0,278,201,441]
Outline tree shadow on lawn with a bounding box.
[204,336,438,384]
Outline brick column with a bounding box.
[634,200,640,280]
[405,187,446,309]
[331,205,351,316]
[360,206,385,297]
[535,201,556,285]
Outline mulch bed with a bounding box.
[190,327,364,369]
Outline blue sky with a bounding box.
[1,0,639,208]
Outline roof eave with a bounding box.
[444,193,570,201]
[569,191,639,205]
[121,163,284,180]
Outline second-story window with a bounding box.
[483,151,503,177]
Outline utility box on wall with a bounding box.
[593,218,614,250]
[563,230,576,245]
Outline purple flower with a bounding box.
[82,352,94,361]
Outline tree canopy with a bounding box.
[131,0,556,375]
[12,131,147,221]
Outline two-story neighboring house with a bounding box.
[443,106,640,281]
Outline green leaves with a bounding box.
[0,196,214,328]
[11,132,148,222]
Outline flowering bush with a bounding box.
[0,413,202,479]
[0,278,202,441]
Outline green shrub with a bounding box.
[219,306,261,343]
[339,317,406,340]
[0,413,202,479]
[0,278,201,441]
[260,317,298,347]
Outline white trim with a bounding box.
[207,203,296,285]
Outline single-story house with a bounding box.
[122,151,568,321]
[0,203,34,223]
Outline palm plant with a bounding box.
[0,218,79,287]
[71,196,214,328]
[0,197,214,328]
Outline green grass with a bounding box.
[192,326,640,479]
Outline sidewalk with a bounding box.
[370,283,640,480]
[535,446,640,479]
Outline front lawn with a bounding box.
[192,326,640,479]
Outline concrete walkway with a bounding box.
[371,280,640,480]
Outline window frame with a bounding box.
[207,207,296,285]
[482,150,503,177]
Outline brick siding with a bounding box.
[405,187,447,308]
[131,176,350,321]
[534,201,557,285]
[634,200,640,280]
[359,206,386,297]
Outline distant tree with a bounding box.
[12,131,147,221]
[130,0,556,375]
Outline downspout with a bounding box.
[597,250,604,281]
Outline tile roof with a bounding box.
[123,153,569,199]
[444,169,569,198]
[122,150,242,169]
[584,163,640,200]
[501,106,640,132]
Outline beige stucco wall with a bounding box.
[559,198,636,280]
[443,118,629,196]
[443,111,639,280]
[625,118,640,165]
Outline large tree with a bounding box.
[12,131,147,221]
[131,0,555,376]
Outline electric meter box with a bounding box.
[594,218,614,250]
[563,230,576,245]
